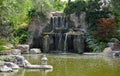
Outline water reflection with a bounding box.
[0,54,120,76]
[0,68,53,76]
[41,69,53,76]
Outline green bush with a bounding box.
[64,0,86,16]
[86,32,107,52]
[10,26,31,45]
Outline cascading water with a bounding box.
[51,17,55,32]
[58,32,62,51]
[55,17,58,28]
[64,33,68,53]
[65,17,68,29]
[42,12,85,53]
[61,17,64,28]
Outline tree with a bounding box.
[94,18,116,41]
[0,0,33,45]
[64,0,86,16]
[53,0,67,12]
[32,0,54,14]
[0,0,33,27]
[110,0,120,28]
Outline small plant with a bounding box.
[0,39,10,51]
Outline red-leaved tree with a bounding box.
[94,18,116,41]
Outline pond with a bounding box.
[0,54,120,76]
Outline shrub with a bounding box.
[10,26,31,46]
[94,18,116,41]
[86,31,107,52]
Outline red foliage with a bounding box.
[94,18,116,41]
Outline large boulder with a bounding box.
[15,55,31,67]
[15,55,25,67]
[103,47,120,57]
[109,38,120,51]
[4,62,19,70]
[113,51,120,57]
[103,47,113,56]
[30,48,41,54]
[107,42,120,51]
[11,49,21,55]
[0,65,12,72]
[107,42,114,49]
[16,45,29,54]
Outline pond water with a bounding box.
[0,54,120,76]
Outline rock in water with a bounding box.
[15,55,25,67]
[30,48,41,54]
[0,65,12,72]
[4,62,19,70]
[103,47,113,56]
[16,45,29,54]
[11,49,21,55]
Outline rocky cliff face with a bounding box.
[28,12,64,48]
[28,12,88,52]
[28,18,47,48]
[70,12,88,33]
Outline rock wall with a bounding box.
[28,12,64,49]
[70,12,88,33]
[28,18,47,48]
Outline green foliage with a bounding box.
[86,31,107,52]
[110,0,120,29]
[86,0,102,12]
[30,0,66,18]
[0,22,14,38]
[10,26,31,45]
[112,32,120,41]
[0,0,33,46]
[64,0,86,16]
[85,0,111,52]
[0,0,67,47]
[86,11,110,29]
[85,0,120,52]
[0,0,33,27]
[53,0,67,12]
[0,39,10,51]
[86,0,111,29]
[32,0,54,14]
[28,8,47,22]
[28,0,58,22]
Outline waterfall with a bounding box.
[50,17,55,32]
[55,17,58,27]
[58,32,62,51]
[65,17,68,29]
[62,17,64,28]
[50,16,69,31]
[64,33,68,52]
